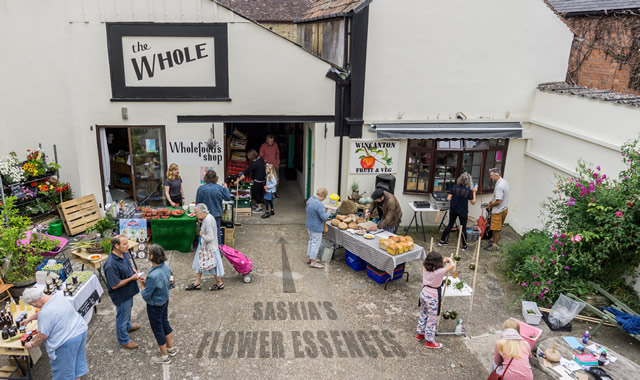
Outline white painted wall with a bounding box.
[363,0,573,121]
[511,90,640,234]
[0,0,334,206]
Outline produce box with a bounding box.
[36,260,67,282]
[237,199,252,208]
[521,300,542,325]
[345,250,366,271]
[366,264,405,284]
[514,319,543,349]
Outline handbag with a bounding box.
[488,358,513,380]
[323,221,329,234]
[198,238,217,272]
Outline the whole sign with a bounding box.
[167,139,224,167]
[107,23,229,100]
[350,140,398,174]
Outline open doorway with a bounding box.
[97,126,168,206]
[224,123,306,206]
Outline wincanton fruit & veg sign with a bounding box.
[350,140,398,174]
[106,23,229,100]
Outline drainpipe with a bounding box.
[326,68,351,198]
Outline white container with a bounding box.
[522,300,543,325]
[189,202,196,213]
[328,193,340,207]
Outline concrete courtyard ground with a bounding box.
[17,180,640,379]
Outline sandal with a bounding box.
[209,284,225,291]
[306,258,311,264]
[309,262,324,269]
[185,283,201,291]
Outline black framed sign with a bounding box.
[106,23,229,101]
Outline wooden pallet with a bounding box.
[57,195,101,236]
[236,207,252,216]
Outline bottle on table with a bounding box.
[582,331,590,344]
[9,300,16,314]
[18,297,25,311]
[598,349,607,366]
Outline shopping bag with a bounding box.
[487,359,512,380]
[198,239,217,271]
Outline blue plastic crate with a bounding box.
[36,260,67,282]
[366,264,405,284]
[345,249,362,263]
[346,256,367,271]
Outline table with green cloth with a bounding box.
[150,208,197,252]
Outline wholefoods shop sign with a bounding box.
[107,23,229,100]
[350,140,398,174]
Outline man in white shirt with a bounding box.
[485,168,509,251]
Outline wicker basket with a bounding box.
[87,246,105,254]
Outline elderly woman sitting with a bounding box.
[21,287,89,379]
[186,203,226,291]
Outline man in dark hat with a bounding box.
[368,188,402,233]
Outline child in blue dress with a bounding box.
[262,163,278,219]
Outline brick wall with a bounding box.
[566,15,640,95]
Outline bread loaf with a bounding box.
[406,241,414,251]
[336,215,346,222]
[404,236,414,244]
[396,236,406,243]
[379,238,389,250]
[343,216,353,224]
[386,243,399,255]
[338,222,348,230]
[348,222,358,229]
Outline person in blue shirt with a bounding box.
[103,235,141,349]
[196,169,231,242]
[22,287,89,380]
[140,244,177,365]
[306,187,330,269]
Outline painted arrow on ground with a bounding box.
[278,236,296,293]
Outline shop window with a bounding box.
[403,138,508,195]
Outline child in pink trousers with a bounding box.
[416,251,456,348]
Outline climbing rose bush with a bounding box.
[503,139,640,307]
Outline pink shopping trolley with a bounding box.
[219,245,253,283]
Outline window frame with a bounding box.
[403,138,509,195]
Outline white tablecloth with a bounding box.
[325,222,427,275]
[34,274,103,323]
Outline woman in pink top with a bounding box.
[416,251,455,349]
[492,319,533,380]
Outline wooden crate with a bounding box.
[223,227,235,247]
[57,194,101,236]
[236,208,252,216]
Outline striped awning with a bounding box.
[370,122,523,139]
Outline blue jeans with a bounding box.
[50,330,89,379]
[147,301,173,346]
[115,297,133,345]
[307,230,323,260]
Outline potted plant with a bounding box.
[86,215,117,236]
[351,182,360,197]
[0,197,45,296]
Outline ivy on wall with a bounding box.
[567,13,640,92]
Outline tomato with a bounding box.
[360,156,375,169]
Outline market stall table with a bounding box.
[0,308,41,380]
[535,336,640,379]
[149,209,197,252]
[403,202,441,242]
[71,240,139,284]
[325,221,427,276]
[33,274,103,324]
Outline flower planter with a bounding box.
[522,300,542,325]
[6,278,37,298]
[17,231,68,257]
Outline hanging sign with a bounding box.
[167,140,224,167]
[106,23,229,100]
[350,140,398,174]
